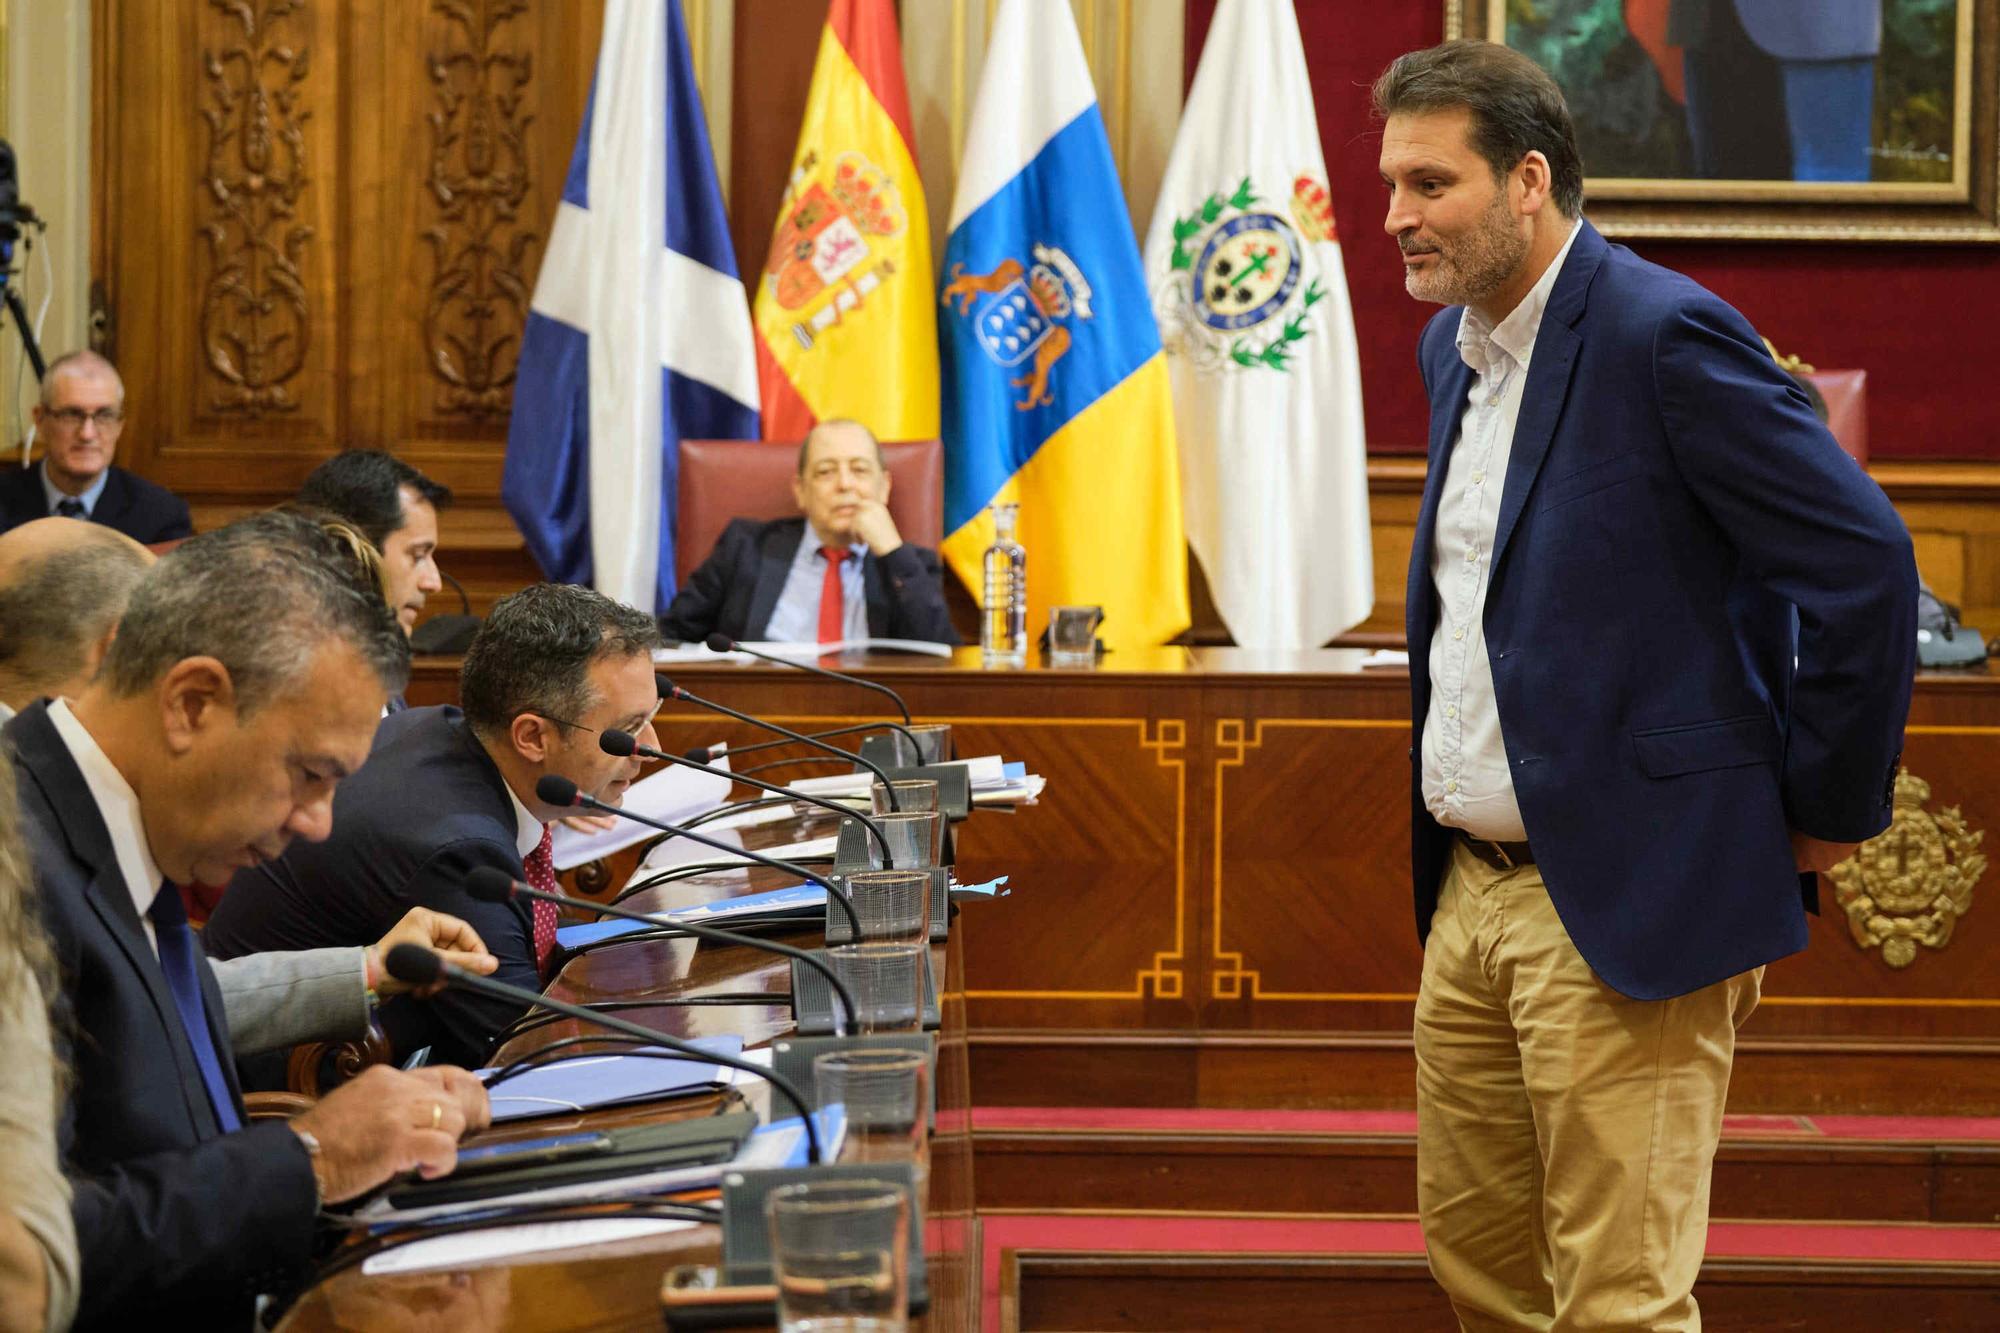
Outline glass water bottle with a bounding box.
[981,502,1027,667]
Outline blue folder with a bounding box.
[478,1034,746,1123]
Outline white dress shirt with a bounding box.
[762,529,870,643]
[1421,223,1581,842]
[504,779,548,858]
[46,698,167,953]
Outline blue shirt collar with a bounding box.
[40,460,110,517]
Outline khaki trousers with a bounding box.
[1414,840,1761,1332]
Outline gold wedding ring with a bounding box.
[429,1101,442,1130]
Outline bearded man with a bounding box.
[1375,40,1916,1332]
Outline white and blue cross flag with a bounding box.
[504,0,759,613]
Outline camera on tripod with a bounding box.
[0,138,47,379]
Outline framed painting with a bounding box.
[1443,0,2000,241]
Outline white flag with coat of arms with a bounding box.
[1143,0,1371,649]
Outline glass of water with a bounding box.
[767,1178,909,1332]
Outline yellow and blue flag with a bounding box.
[938,0,1188,652]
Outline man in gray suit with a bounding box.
[1671,0,1883,181]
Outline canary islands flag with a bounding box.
[753,0,937,441]
[938,0,1188,651]
[504,0,759,613]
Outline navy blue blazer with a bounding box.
[6,702,318,1328]
[1407,221,1916,1000]
[205,705,542,1067]
[659,516,960,646]
[0,460,194,545]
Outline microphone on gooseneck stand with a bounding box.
[532,774,864,937]
[599,728,895,868]
[380,943,824,1164]
[704,632,913,726]
[655,674,904,811]
[461,867,855,1038]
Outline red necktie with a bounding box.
[817,546,850,644]
[523,824,561,977]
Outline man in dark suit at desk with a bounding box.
[7,511,494,1328]
[660,419,959,646]
[1376,42,1915,1329]
[0,351,192,545]
[206,582,663,1068]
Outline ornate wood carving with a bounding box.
[198,0,315,415]
[423,0,537,420]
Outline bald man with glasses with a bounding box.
[0,351,193,544]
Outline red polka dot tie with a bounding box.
[524,824,561,977]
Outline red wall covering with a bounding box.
[1185,1,1996,460]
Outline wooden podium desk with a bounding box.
[276,845,976,1332]
[405,649,2000,1118]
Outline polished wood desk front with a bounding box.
[278,842,975,1333]
[404,650,2000,1119]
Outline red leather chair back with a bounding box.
[1802,368,1867,466]
[675,438,945,581]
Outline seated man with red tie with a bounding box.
[205,582,662,1067]
[659,419,959,647]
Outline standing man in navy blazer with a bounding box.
[1376,42,1915,1329]
[0,351,193,545]
[659,419,959,646]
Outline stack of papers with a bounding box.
[783,755,1045,809]
[655,637,952,663]
[549,759,735,871]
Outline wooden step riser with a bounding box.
[1005,1253,2000,1333]
[976,1132,2000,1224]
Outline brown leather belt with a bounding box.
[1459,834,1535,872]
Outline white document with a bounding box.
[360,1217,695,1276]
[638,832,836,873]
[787,754,1009,800]
[549,756,735,871]
[655,637,952,663]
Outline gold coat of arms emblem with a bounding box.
[1827,768,1985,968]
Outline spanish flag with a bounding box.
[752,0,937,441]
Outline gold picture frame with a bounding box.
[1443,0,2000,242]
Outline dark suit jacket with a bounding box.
[0,460,194,545]
[660,516,960,646]
[6,702,317,1329]
[205,705,541,1067]
[1408,221,1916,1001]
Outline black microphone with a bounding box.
[381,943,823,1164]
[462,866,855,1037]
[533,773,864,937]
[600,728,895,868]
[704,632,913,726]
[656,673,904,812]
[683,722,915,765]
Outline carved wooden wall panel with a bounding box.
[93,0,601,515]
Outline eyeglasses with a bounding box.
[44,406,124,429]
[530,714,597,737]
